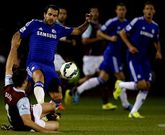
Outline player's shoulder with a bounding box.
[151,20,159,27]
[130,16,143,25]
[3,84,13,91]
[105,17,118,26]
[25,19,43,26]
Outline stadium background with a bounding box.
[0,0,164,96]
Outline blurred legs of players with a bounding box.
[114,80,148,118]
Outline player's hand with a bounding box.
[109,35,117,42]
[85,13,92,23]
[128,46,138,54]
[155,51,162,60]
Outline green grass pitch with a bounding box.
[0,94,165,135]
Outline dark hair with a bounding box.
[12,69,27,87]
[144,1,155,7]
[44,4,59,14]
[116,2,126,8]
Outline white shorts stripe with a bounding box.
[112,56,119,72]
[129,61,138,81]
[26,67,32,77]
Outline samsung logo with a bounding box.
[140,31,153,38]
[37,31,56,39]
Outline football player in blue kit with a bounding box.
[114,1,162,118]
[6,4,92,110]
[66,3,132,110]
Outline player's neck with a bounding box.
[118,17,125,22]
[14,86,26,93]
[144,16,152,23]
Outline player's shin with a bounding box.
[131,90,148,113]
[34,81,45,104]
[119,88,130,108]
[77,77,105,95]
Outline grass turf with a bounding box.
[0,94,165,135]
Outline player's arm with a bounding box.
[154,41,162,59]
[60,37,76,46]
[82,25,103,45]
[6,31,21,75]
[82,37,102,45]
[71,14,92,35]
[97,30,117,42]
[119,29,138,54]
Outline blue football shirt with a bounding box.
[19,19,73,65]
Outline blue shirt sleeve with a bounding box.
[153,26,159,42]
[124,18,139,33]
[58,25,73,38]
[100,18,113,33]
[17,97,31,116]
[19,19,35,39]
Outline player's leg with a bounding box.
[64,56,104,104]
[113,60,139,99]
[114,72,132,110]
[43,65,65,111]
[27,63,45,104]
[32,103,59,131]
[129,61,151,118]
[47,78,64,111]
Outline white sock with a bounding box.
[34,86,45,104]
[119,81,137,90]
[77,77,100,95]
[131,90,148,113]
[119,88,130,108]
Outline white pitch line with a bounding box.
[158,124,165,127]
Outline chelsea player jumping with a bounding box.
[6,4,92,109]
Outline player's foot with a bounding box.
[72,91,80,104]
[64,89,72,105]
[128,112,145,118]
[58,104,65,111]
[113,80,122,100]
[124,104,133,111]
[102,102,117,110]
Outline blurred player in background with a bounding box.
[71,7,117,110]
[65,3,132,110]
[114,1,162,118]
[6,4,92,110]
[54,7,77,72]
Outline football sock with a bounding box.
[131,90,148,113]
[34,81,45,104]
[119,88,130,108]
[119,81,137,90]
[77,77,104,95]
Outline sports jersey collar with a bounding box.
[13,87,25,93]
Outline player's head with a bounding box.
[89,7,99,21]
[12,69,28,89]
[58,8,67,24]
[143,1,155,20]
[116,3,127,20]
[44,5,59,25]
